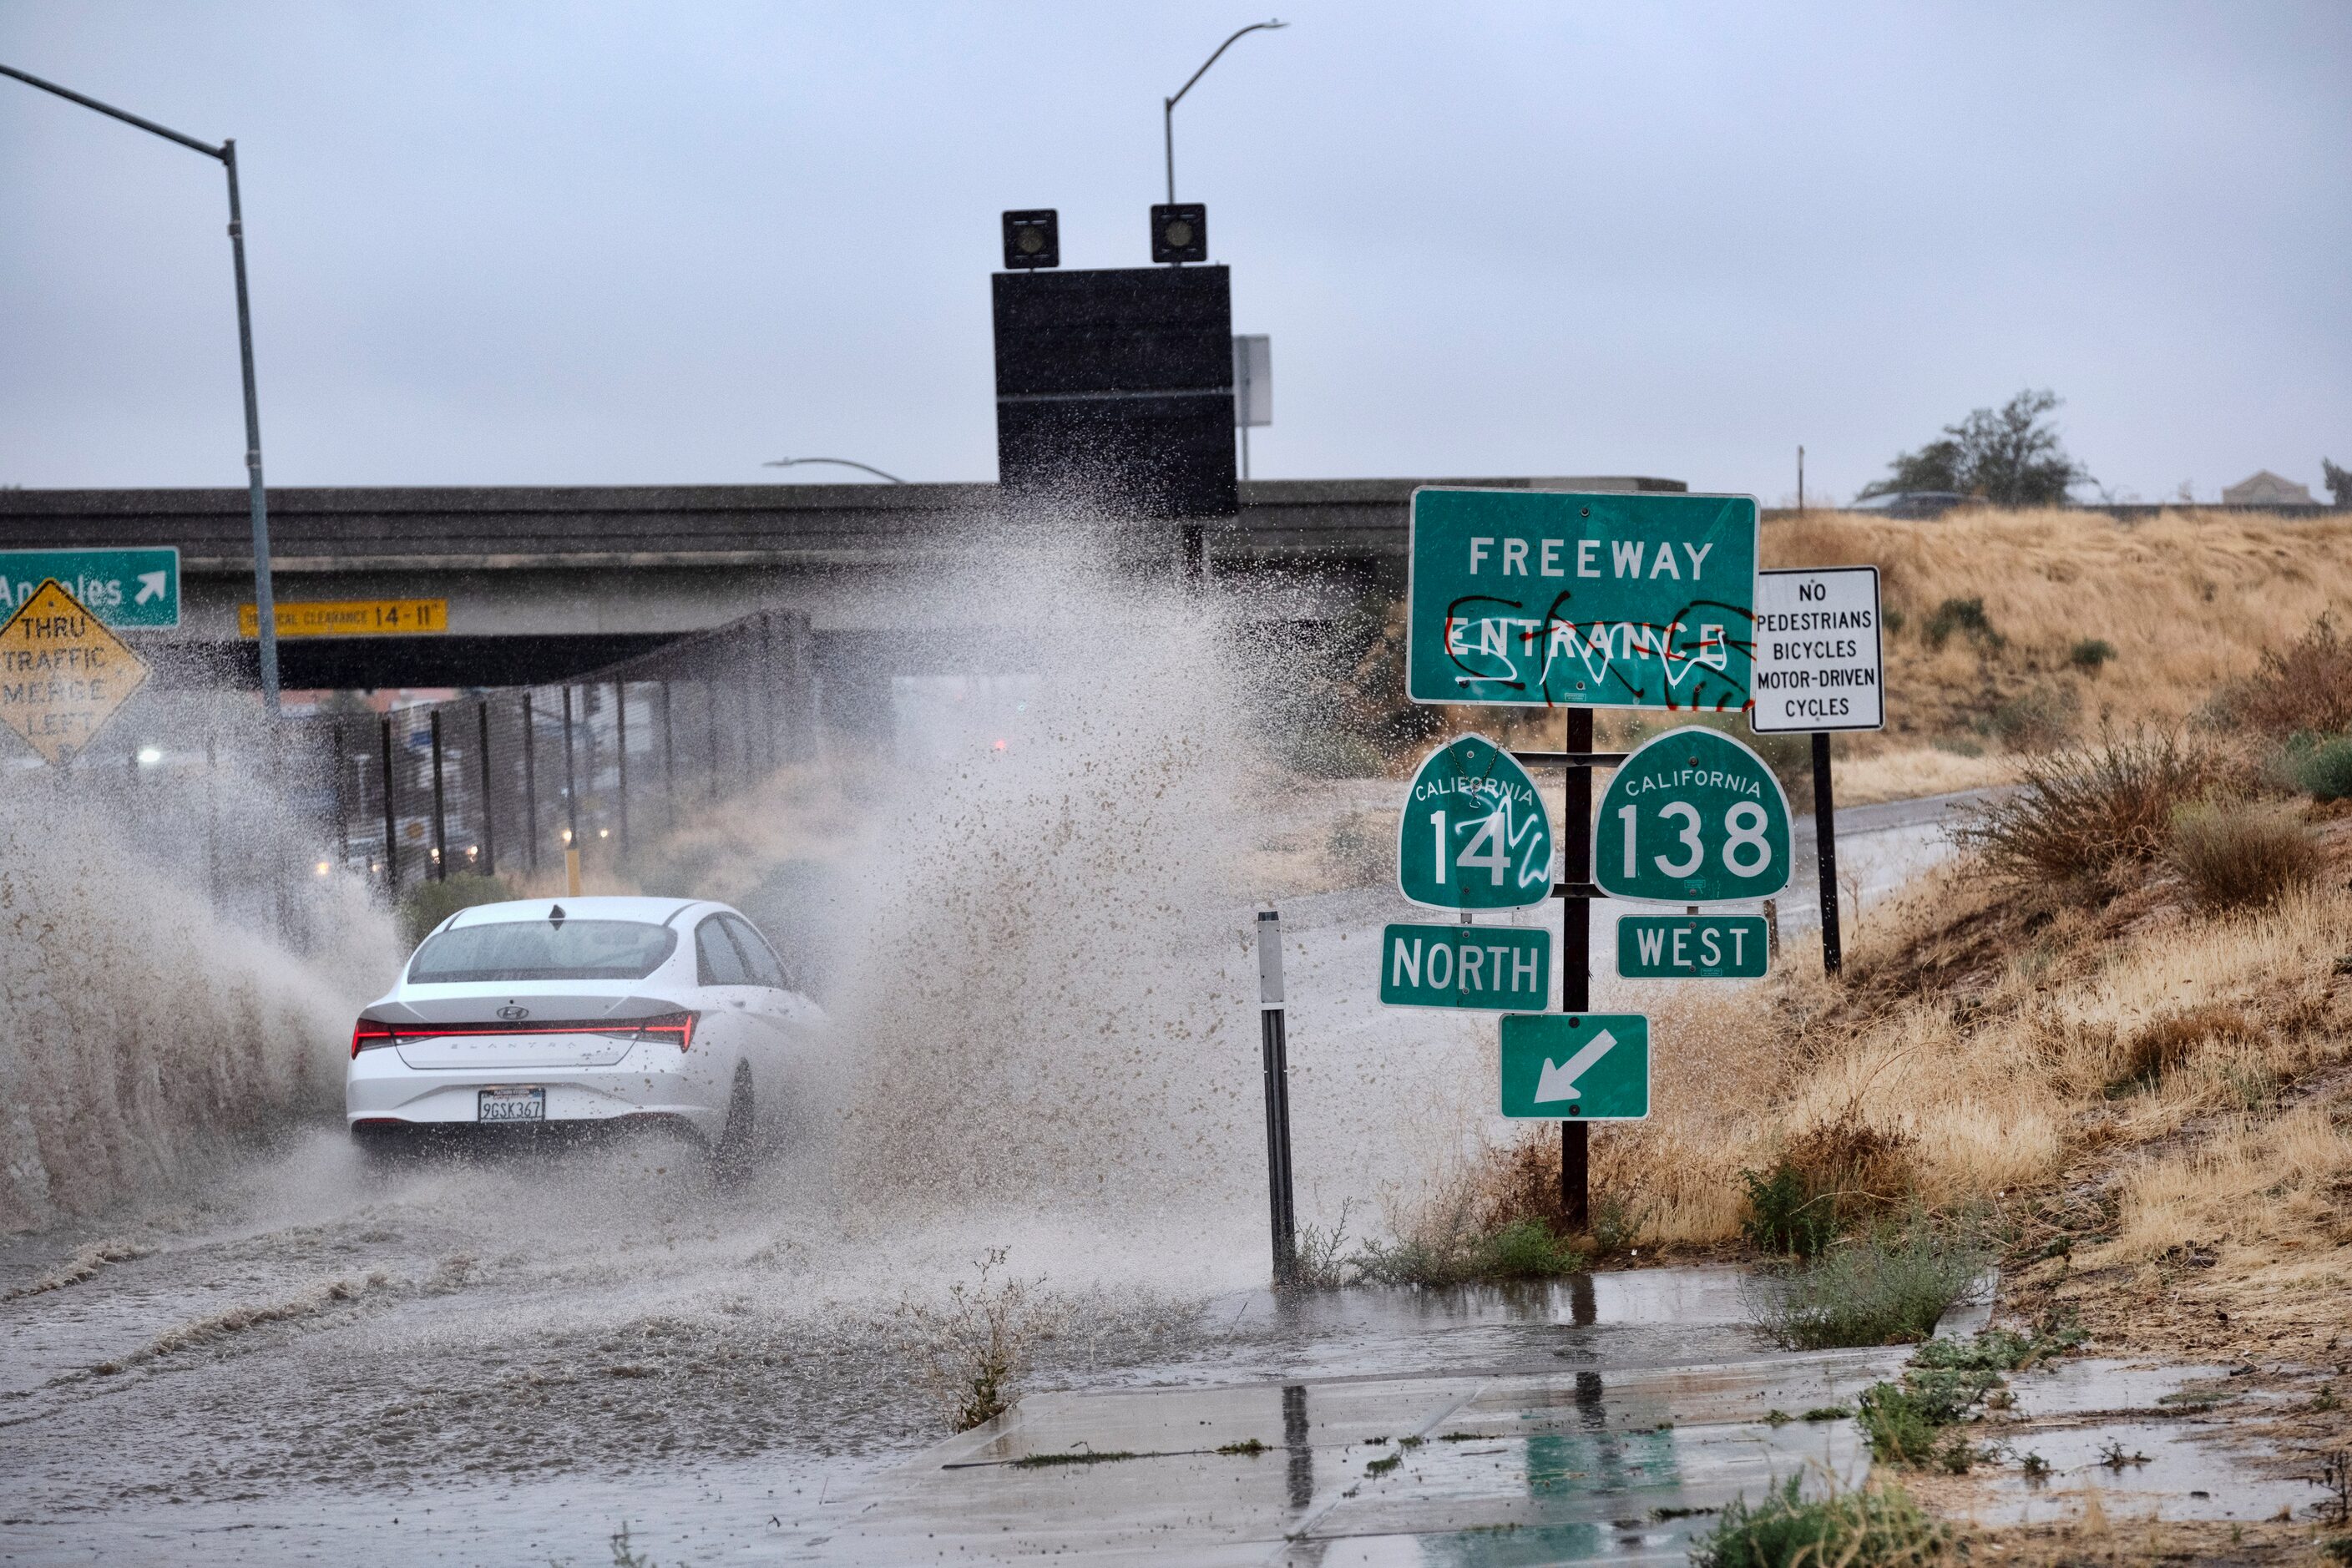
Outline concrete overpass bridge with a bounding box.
[0,477,1683,691]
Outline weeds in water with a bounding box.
[1365,1451,1402,1476]
[1353,1219,1584,1285]
[895,1247,1053,1434]
[2096,1439,2150,1469]
[2019,1450,2051,1480]
[1010,1449,1141,1469]
[609,1524,656,1568]
[1689,1470,1952,1567]
[1215,1439,1269,1457]
[1801,1405,1853,1422]
[1856,1383,1982,1472]
[1292,1200,1357,1290]
[1846,1325,2084,1474]
[1751,1210,1989,1350]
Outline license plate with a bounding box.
[478,1087,546,1123]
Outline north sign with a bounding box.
[1405,489,1758,711]
[1379,923,1551,1010]
[0,579,150,766]
[1594,726,1793,903]
[1397,734,1554,911]
[1500,1013,1650,1120]
[1749,566,1884,732]
[1617,914,1769,979]
[0,548,179,630]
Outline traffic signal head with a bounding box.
[1150,204,1207,265]
[1001,210,1060,270]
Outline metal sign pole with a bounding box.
[1559,710,1593,1232]
[1255,910,1298,1288]
[1812,731,1843,974]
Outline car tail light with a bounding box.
[632,1011,697,1051]
[351,1019,397,1059]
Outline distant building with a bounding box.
[2221,470,2315,506]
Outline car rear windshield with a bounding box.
[408,919,677,983]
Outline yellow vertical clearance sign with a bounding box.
[0,579,150,766]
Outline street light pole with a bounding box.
[1163,20,1287,205]
[2,63,282,713]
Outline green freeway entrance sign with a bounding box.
[1617,914,1769,978]
[1594,726,1793,903]
[1380,923,1550,1010]
[1500,1013,1649,1120]
[1405,489,1758,711]
[0,549,180,630]
[1397,734,1554,910]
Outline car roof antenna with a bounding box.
[549,903,566,927]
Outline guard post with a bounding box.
[1256,909,1298,1288]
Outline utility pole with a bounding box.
[2,64,282,712]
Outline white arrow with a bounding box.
[134,571,168,606]
[1533,1028,1620,1103]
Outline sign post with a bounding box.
[0,579,150,766]
[1404,488,1761,1232]
[1748,567,1884,975]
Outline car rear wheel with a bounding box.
[711,1063,756,1183]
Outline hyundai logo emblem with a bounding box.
[498,1004,531,1020]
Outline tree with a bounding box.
[2324,458,2351,507]
[1860,389,2092,506]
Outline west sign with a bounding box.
[1405,489,1758,711]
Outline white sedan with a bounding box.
[347,895,822,1165]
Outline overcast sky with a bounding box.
[3,2,2347,505]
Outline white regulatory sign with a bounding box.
[1748,566,1884,733]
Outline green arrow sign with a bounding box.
[1500,1014,1650,1120]
[0,549,180,630]
[1406,489,1758,711]
[1593,726,1793,903]
[1397,734,1554,911]
[1380,923,1551,1009]
[1617,914,1769,978]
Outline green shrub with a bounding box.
[1739,1161,1836,1258]
[397,873,517,946]
[1478,1219,1584,1279]
[1752,1211,1989,1350]
[2162,802,2320,912]
[1983,684,2076,749]
[1690,1473,1951,1568]
[1924,596,2002,650]
[1952,731,2223,886]
[2068,637,2117,673]
[1353,1220,1586,1286]
[2289,735,2352,800]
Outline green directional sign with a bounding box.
[1593,726,1793,904]
[1380,923,1551,1010]
[0,548,180,630]
[1406,489,1758,711]
[1617,914,1769,979]
[1500,1014,1650,1120]
[1397,734,1554,911]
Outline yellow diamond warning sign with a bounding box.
[0,579,149,766]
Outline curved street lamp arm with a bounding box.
[0,63,224,159]
[1163,20,1287,203]
[761,457,905,483]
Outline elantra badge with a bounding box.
[498,1004,531,1020]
